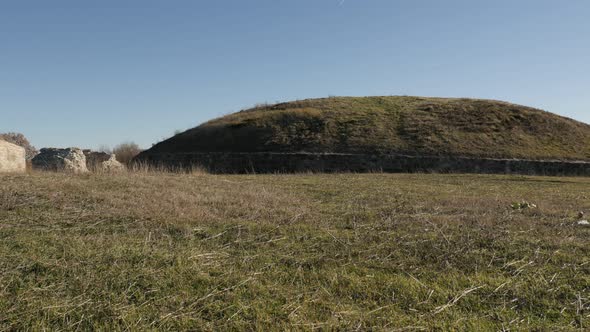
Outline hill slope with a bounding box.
[145,96,590,160]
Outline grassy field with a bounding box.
[1,171,589,330]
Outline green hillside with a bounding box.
[146,96,590,160]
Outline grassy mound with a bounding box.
[146,96,590,160]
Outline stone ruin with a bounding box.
[32,148,89,173]
[32,148,125,173]
[0,139,26,173]
[83,150,125,172]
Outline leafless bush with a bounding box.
[113,142,143,165]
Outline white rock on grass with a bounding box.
[32,148,89,173]
[577,220,590,226]
[0,140,26,173]
[83,150,125,173]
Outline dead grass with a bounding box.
[0,171,589,330]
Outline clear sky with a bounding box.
[1,0,589,149]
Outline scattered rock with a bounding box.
[83,150,125,172]
[577,220,590,226]
[578,211,585,219]
[32,148,89,173]
[0,140,26,173]
[511,201,537,210]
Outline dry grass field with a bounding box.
[1,171,589,330]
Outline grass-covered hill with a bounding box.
[145,96,590,160]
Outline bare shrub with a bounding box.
[113,142,143,165]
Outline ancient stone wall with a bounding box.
[0,140,26,173]
[83,150,124,172]
[32,148,89,173]
[135,152,590,176]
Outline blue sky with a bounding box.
[1,0,589,149]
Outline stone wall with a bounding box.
[135,152,590,176]
[32,148,89,173]
[83,150,124,172]
[0,140,26,173]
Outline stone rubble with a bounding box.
[83,150,125,173]
[0,139,26,173]
[32,148,89,173]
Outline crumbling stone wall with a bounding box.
[135,152,590,176]
[83,150,124,172]
[0,140,26,173]
[32,148,89,173]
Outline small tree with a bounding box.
[0,132,38,160]
[113,142,142,165]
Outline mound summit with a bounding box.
[136,96,590,174]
